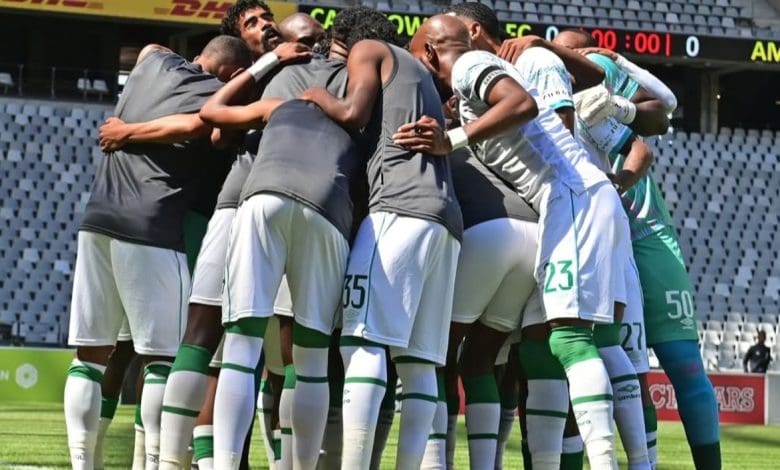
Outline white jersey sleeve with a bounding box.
[514,47,574,112]
[452,50,519,106]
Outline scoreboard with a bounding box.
[302,4,780,65]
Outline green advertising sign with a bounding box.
[0,347,74,402]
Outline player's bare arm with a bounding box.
[299,39,389,130]
[98,114,212,152]
[498,36,605,92]
[199,42,311,128]
[393,76,538,155]
[609,136,654,194]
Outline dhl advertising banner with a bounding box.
[0,347,74,403]
[0,0,297,26]
[647,370,766,425]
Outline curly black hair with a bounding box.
[221,0,271,37]
[441,2,501,43]
[331,6,401,48]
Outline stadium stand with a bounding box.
[0,97,112,346]
[0,96,778,373]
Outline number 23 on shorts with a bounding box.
[544,260,575,293]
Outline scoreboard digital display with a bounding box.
[301,4,780,64]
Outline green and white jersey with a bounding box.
[578,115,674,241]
[587,53,640,99]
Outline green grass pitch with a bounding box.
[1,403,780,469]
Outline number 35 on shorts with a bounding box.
[544,260,576,293]
[343,274,368,311]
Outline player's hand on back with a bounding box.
[393,115,451,156]
[273,42,313,64]
[99,117,130,152]
[498,35,544,64]
[576,47,619,61]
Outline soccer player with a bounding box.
[221,0,285,59]
[555,34,721,470]
[444,145,538,469]
[198,27,375,470]
[64,35,252,470]
[299,7,463,469]
[395,15,632,469]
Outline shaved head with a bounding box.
[409,15,472,99]
[279,13,325,48]
[552,29,595,49]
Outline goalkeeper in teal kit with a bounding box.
[554,30,721,470]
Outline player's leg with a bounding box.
[319,334,345,470]
[190,369,218,470]
[495,342,520,470]
[214,194,288,469]
[389,218,459,470]
[434,322,470,470]
[110,235,190,470]
[65,232,125,470]
[339,213,396,469]
[635,229,720,469]
[421,367,447,470]
[561,405,585,470]
[278,317,294,470]
[518,321,569,469]
[160,207,235,467]
[285,204,349,470]
[608,257,651,469]
[637,374,657,469]
[540,184,622,469]
[371,355,397,470]
[95,336,136,470]
[260,315,286,469]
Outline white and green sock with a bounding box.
[132,405,146,470]
[395,359,438,470]
[193,424,214,470]
[518,339,569,468]
[258,379,277,470]
[291,327,330,469]
[495,383,518,470]
[214,318,267,470]
[64,359,106,470]
[462,373,500,469]
[160,344,212,468]
[550,327,617,470]
[595,324,649,470]
[95,396,119,470]
[421,372,447,469]
[318,405,342,470]
[340,340,388,470]
[279,364,295,470]
[142,361,173,470]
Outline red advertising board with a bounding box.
[647,370,765,424]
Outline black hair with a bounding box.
[441,2,501,43]
[201,35,253,68]
[331,6,401,48]
[560,28,597,47]
[221,0,271,37]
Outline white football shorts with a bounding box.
[189,208,235,306]
[451,217,537,332]
[341,211,460,365]
[620,255,649,373]
[222,194,348,335]
[68,231,189,356]
[536,181,628,324]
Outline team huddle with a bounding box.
[62,1,722,469]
